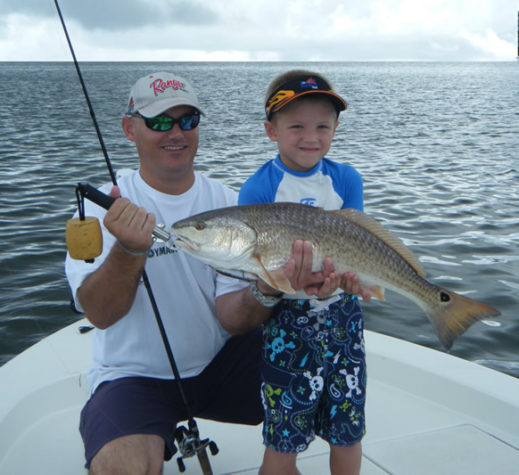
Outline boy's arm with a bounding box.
[341,166,364,211]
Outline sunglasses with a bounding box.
[132,112,200,132]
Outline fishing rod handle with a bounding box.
[76,182,172,243]
[197,450,213,475]
[77,182,115,210]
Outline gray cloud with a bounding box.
[0,0,514,61]
[0,0,219,31]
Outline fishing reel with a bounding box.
[174,421,219,473]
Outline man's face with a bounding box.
[123,105,199,192]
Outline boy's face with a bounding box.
[264,97,338,172]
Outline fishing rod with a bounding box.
[54,1,217,472]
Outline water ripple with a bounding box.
[1,62,518,377]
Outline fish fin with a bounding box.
[331,208,426,278]
[269,270,295,294]
[425,288,500,349]
[361,284,386,301]
[254,256,295,294]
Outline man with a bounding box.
[65,71,351,474]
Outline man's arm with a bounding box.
[76,187,155,329]
[215,279,280,334]
[77,245,147,329]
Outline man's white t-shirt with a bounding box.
[65,171,247,394]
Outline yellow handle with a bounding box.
[66,217,103,260]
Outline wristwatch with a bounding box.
[250,281,283,307]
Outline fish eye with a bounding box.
[195,222,206,231]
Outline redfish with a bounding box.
[172,203,499,349]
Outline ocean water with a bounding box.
[0,61,518,377]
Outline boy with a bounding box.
[239,70,366,475]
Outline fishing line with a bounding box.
[54,1,215,471]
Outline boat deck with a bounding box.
[1,320,518,474]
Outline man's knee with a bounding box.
[89,434,164,475]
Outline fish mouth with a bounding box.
[173,236,199,253]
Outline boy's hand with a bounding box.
[284,240,318,291]
[283,240,339,297]
[303,256,340,298]
[339,272,372,302]
[286,240,371,301]
[258,239,372,301]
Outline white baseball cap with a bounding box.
[126,72,204,117]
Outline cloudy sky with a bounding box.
[0,0,517,61]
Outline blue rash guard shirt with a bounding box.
[239,154,363,300]
[238,155,363,211]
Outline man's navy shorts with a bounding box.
[79,328,263,467]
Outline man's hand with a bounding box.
[103,186,156,255]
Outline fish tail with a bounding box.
[426,288,500,350]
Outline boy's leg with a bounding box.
[259,447,299,475]
[329,442,362,475]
